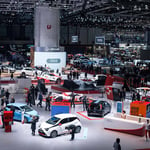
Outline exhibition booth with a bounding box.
[104,112,146,136]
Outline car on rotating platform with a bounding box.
[5,103,39,123]
[38,113,82,138]
[37,72,62,84]
[51,92,84,102]
[87,100,111,117]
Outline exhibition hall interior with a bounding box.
[1,0,150,150]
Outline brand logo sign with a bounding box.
[47,25,52,29]
[47,59,61,63]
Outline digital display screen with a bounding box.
[95,36,105,45]
[72,36,78,43]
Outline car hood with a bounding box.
[25,110,38,116]
[40,122,54,129]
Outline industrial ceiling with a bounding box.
[0,0,150,32]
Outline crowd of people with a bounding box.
[0,88,15,108]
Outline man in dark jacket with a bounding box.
[37,92,43,108]
[31,116,37,136]
[27,91,32,107]
[71,92,75,108]
[30,84,35,105]
[82,96,87,111]
[69,125,76,141]
[45,92,52,111]
[5,89,10,105]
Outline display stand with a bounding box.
[4,111,13,132]
[51,102,70,117]
[130,101,150,118]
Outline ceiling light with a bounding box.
[145,5,148,10]
[122,5,125,9]
[138,7,141,11]
[134,5,137,10]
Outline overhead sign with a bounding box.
[95,36,105,45]
[47,58,60,63]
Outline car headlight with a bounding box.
[45,128,50,131]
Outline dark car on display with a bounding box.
[63,79,98,91]
[87,100,111,117]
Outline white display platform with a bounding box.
[104,113,146,136]
[34,51,66,71]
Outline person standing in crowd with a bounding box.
[10,96,15,103]
[132,92,136,102]
[34,85,38,100]
[73,71,76,80]
[0,106,6,128]
[71,92,75,108]
[85,72,87,79]
[5,89,10,100]
[27,91,32,107]
[76,71,79,79]
[69,125,76,141]
[45,92,52,111]
[82,96,87,111]
[1,88,5,97]
[113,138,121,150]
[31,116,37,136]
[1,96,5,108]
[10,105,15,124]
[137,92,140,101]
[37,92,43,108]
[70,71,73,80]
[35,71,38,78]
[145,120,150,141]
[10,72,14,80]
[5,89,10,105]
[67,74,70,80]
[30,84,35,105]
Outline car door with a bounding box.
[58,118,70,134]
[14,106,22,121]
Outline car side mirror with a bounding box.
[59,123,62,126]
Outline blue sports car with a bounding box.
[6,103,39,123]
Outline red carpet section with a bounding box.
[0,80,17,84]
[77,111,104,120]
[43,99,83,105]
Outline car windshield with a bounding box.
[46,117,60,125]
[20,105,33,112]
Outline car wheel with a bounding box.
[50,130,58,138]
[24,117,28,123]
[75,126,81,133]
[56,78,61,84]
